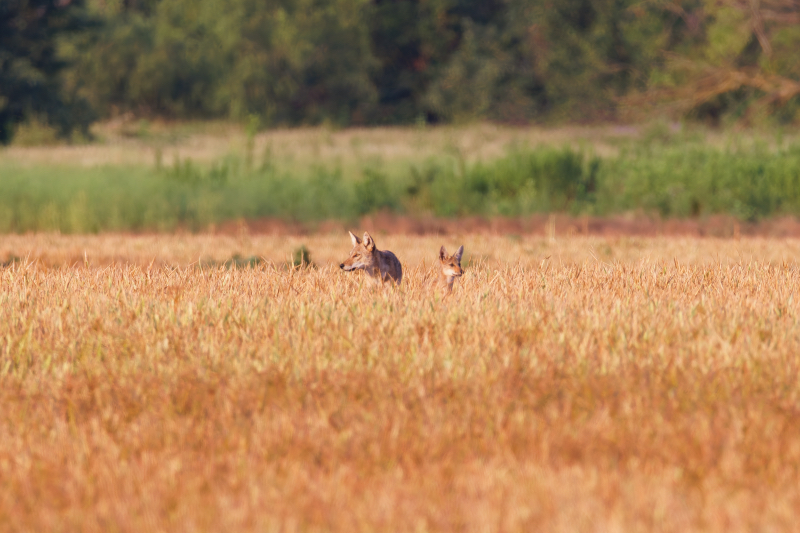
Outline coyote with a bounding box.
[339,231,403,285]
[438,245,464,295]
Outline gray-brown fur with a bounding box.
[339,231,403,285]
[439,245,463,295]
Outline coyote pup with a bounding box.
[340,231,403,285]
[439,245,464,295]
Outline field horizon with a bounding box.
[5,120,797,170]
[2,233,800,531]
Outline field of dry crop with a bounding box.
[2,233,800,532]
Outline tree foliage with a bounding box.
[3,0,800,142]
[629,0,800,124]
[0,0,95,143]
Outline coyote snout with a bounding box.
[439,245,464,295]
[340,231,403,285]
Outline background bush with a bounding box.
[3,137,800,232]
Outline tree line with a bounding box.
[2,0,800,142]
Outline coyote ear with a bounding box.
[363,232,375,250]
[454,245,464,262]
[349,231,361,246]
[439,246,447,260]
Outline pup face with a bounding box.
[439,245,464,277]
[340,231,375,271]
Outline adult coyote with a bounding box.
[339,231,403,285]
[438,245,464,295]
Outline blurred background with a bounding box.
[1,0,800,233]
[5,0,800,135]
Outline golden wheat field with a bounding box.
[2,232,800,532]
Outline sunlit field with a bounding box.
[2,233,800,531]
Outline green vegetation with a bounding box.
[292,245,315,268]
[0,0,96,142]
[3,0,800,143]
[3,132,800,232]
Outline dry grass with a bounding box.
[3,121,795,171]
[2,122,628,168]
[4,231,800,267]
[2,234,800,532]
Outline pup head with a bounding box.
[439,245,464,277]
[340,231,376,271]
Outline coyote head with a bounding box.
[340,231,377,272]
[439,245,464,278]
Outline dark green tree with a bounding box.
[38,0,800,128]
[0,0,96,143]
[367,0,509,123]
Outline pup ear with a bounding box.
[349,231,361,246]
[454,245,464,262]
[439,246,447,260]
[363,232,375,250]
